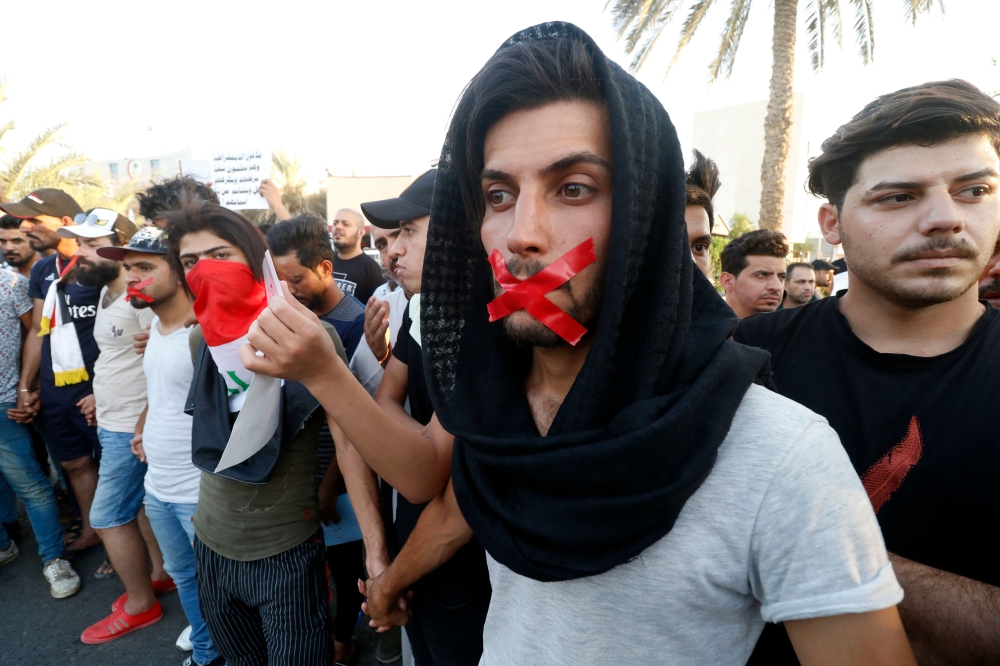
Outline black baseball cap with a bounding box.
[811,259,836,272]
[97,227,168,261]
[0,188,84,220]
[360,169,436,229]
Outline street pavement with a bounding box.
[0,508,389,665]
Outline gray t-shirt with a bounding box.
[479,384,902,666]
[0,269,31,404]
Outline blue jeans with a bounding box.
[144,493,219,666]
[0,405,64,563]
[90,428,147,530]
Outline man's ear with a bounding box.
[719,271,735,294]
[818,203,842,246]
[60,216,75,227]
[319,259,334,278]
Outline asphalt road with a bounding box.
[0,508,389,665]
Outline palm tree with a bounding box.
[243,149,326,226]
[0,77,102,203]
[607,0,942,231]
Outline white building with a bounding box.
[691,93,822,246]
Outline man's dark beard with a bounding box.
[28,236,58,253]
[76,260,121,287]
[333,238,356,252]
[4,251,33,267]
[296,291,324,312]
[497,256,605,348]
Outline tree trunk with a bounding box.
[758,0,798,232]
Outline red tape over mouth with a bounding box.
[125,277,155,303]
[486,238,596,346]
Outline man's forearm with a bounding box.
[19,330,41,391]
[890,553,1000,665]
[335,437,389,575]
[377,481,474,597]
[305,359,450,502]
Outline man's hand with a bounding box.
[17,388,39,413]
[131,433,146,463]
[258,179,291,221]
[240,282,344,388]
[133,326,150,355]
[364,297,391,365]
[77,394,97,426]
[7,406,35,424]
[360,575,413,632]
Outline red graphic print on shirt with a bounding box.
[861,416,923,513]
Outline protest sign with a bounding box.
[211,150,271,210]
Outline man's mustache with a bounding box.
[891,237,978,263]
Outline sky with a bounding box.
[3,0,999,190]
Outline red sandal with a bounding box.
[80,601,163,644]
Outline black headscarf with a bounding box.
[421,22,770,582]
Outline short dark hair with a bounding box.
[137,176,220,221]
[720,229,788,277]
[808,80,1000,209]
[163,201,267,293]
[786,262,815,280]
[0,214,22,230]
[266,214,334,270]
[685,150,721,231]
[447,35,606,226]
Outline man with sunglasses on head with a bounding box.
[1,191,110,566]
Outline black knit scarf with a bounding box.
[420,22,771,583]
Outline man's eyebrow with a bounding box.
[179,245,230,258]
[540,151,613,177]
[867,168,1000,194]
[693,234,712,244]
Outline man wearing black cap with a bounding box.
[1,190,111,559]
[811,259,836,297]
[354,169,491,666]
[240,24,915,666]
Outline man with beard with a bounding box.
[979,237,1000,307]
[366,226,407,370]
[738,80,1000,664]
[720,229,789,318]
[1,214,42,277]
[779,263,817,310]
[812,259,837,297]
[330,208,382,304]
[1,190,111,560]
[242,24,913,665]
[57,212,179,643]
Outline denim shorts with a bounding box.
[89,428,147,530]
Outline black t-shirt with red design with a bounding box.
[735,296,1000,586]
[737,297,1000,663]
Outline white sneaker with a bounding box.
[42,557,80,598]
[0,541,18,567]
[176,625,193,651]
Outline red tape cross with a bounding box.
[125,277,155,303]
[486,238,596,346]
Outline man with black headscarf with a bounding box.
[241,23,915,666]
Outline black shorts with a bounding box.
[40,398,101,463]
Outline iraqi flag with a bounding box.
[186,259,267,411]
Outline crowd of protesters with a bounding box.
[2,20,1000,666]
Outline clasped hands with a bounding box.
[359,571,413,632]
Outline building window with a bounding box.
[109,163,119,179]
[150,159,160,174]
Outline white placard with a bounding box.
[211,150,271,210]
